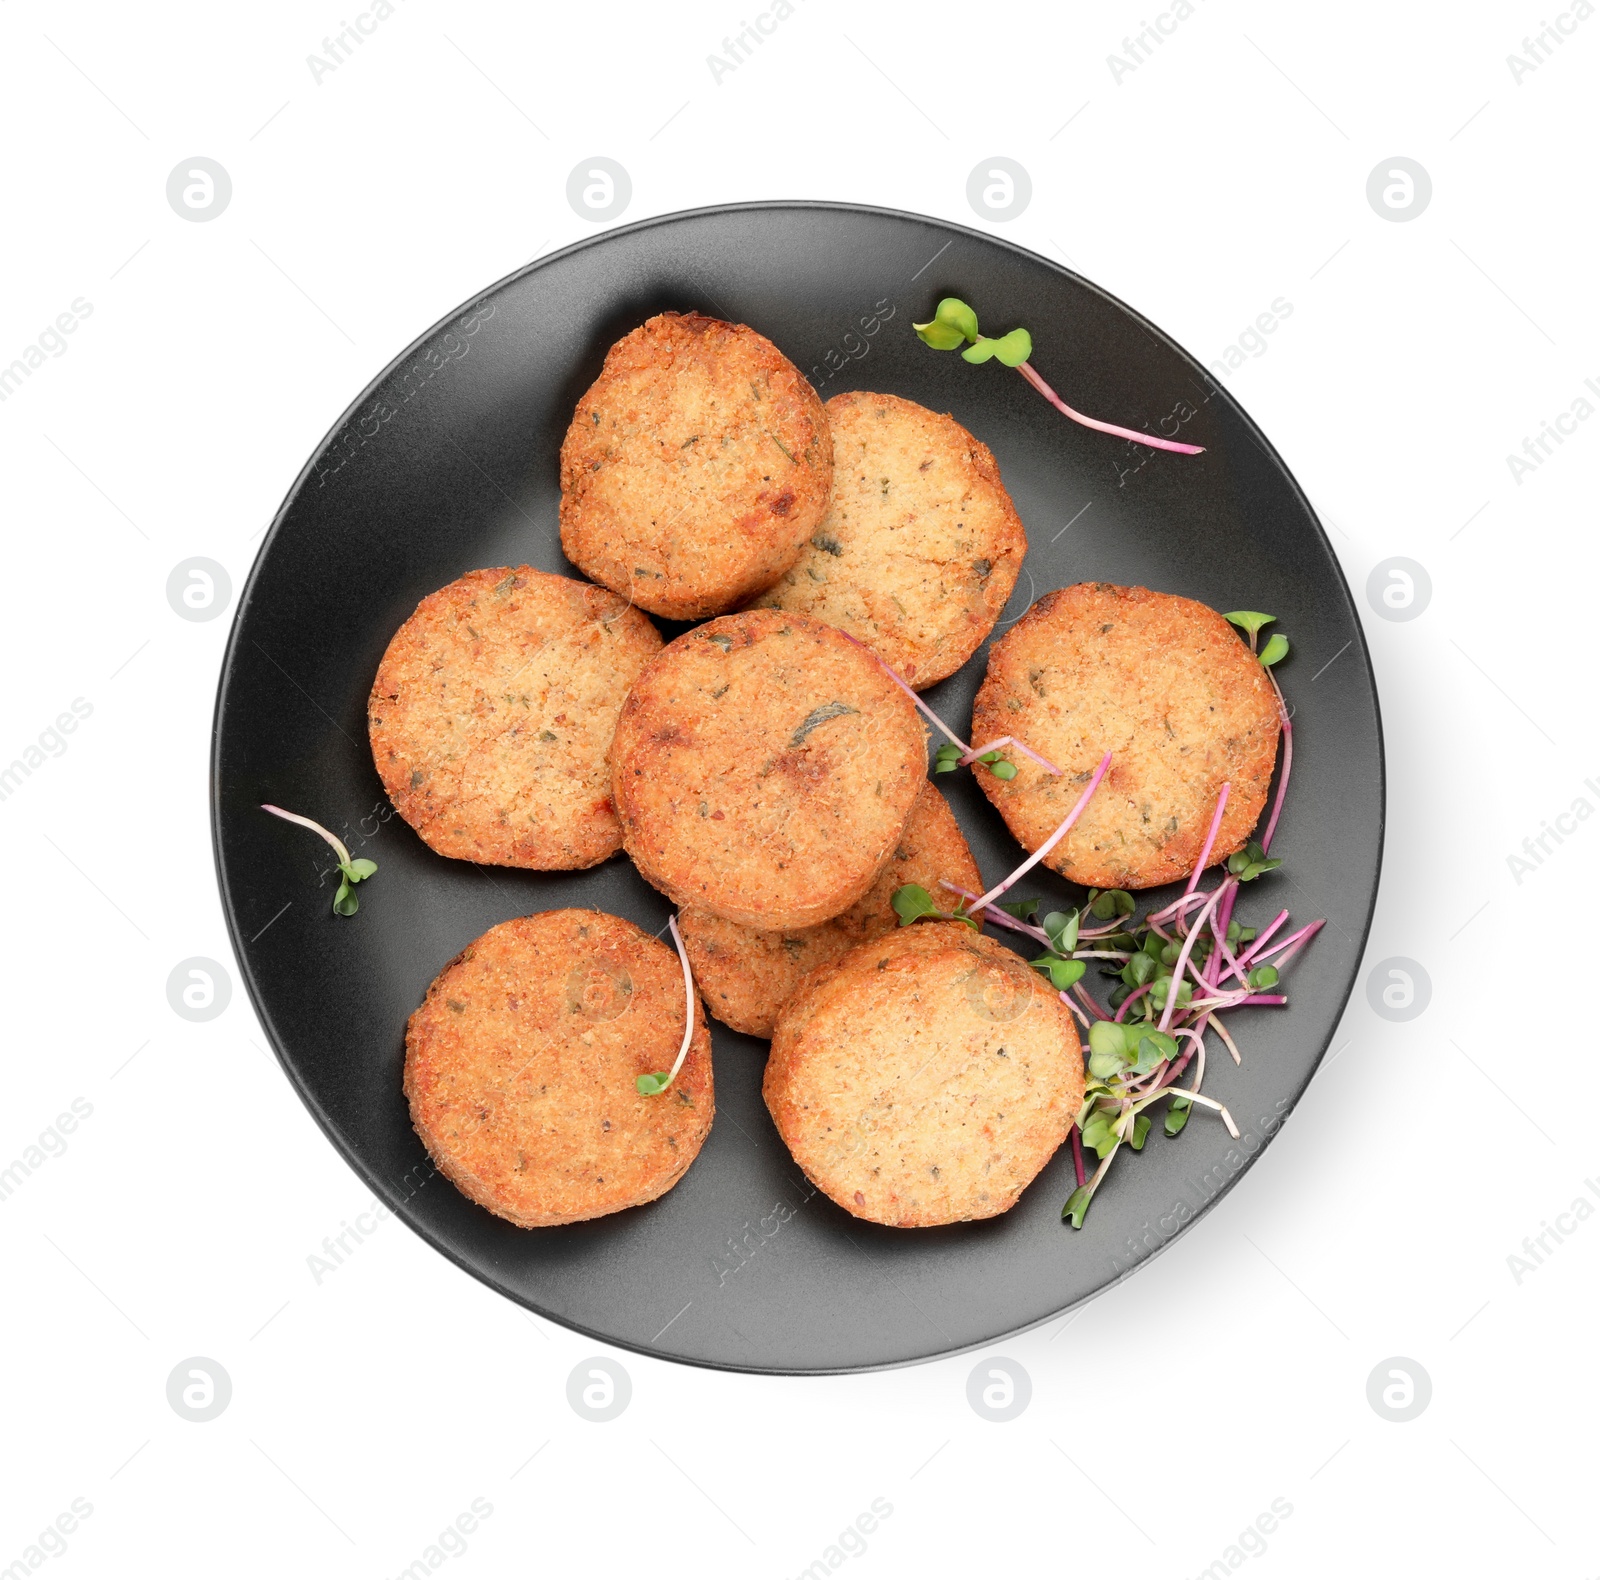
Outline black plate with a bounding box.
[212,202,1383,1374]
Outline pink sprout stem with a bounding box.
[1073,983,1108,1022]
[1260,670,1294,855]
[1070,1124,1086,1188]
[960,736,1064,775]
[659,916,697,1093]
[1209,1013,1242,1065]
[1237,908,1291,966]
[1060,991,1092,1030]
[967,752,1113,915]
[837,631,967,748]
[1203,921,1255,997]
[1114,983,1153,1023]
[1159,882,1226,1032]
[1016,360,1206,456]
[941,883,1052,947]
[1260,919,1326,969]
[261,803,352,866]
[1212,882,1240,962]
[1185,784,1231,895]
[1146,888,1210,928]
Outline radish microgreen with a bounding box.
[261,804,378,916]
[837,630,1050,783]
[1225,610,1290,670]
[891,882,978,931]
[914,297,1206,457]
[636,916,698,1096]
[1227,839,1282,882]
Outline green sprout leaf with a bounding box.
[913,319,967,351]
[1128,1113,1152,1152]
[1225,611,1276,637]
[1149,975,1193,1012]
[914,300,1032,368]
[933,742,963,774]
[332,855,377,915]
[1031,956,1086,991]
[1089,889,1136,921]
[635,1072,671,1095]
[1081,1110,1121,1158]
[962,327,1033,366]
[998,898,1040,922]
[1249,965,1280,990]
[1087,1020,1130,1078]
[891,883,941,926]
[912,297,980,349]
[989,758,1018,781]
[1063,1184,1092,1228]
[1131,1029,1179,1074]
[1043,909,1080,956]
[1164,1095,1192,1137]
[1259,632,1290,667]
[1227,841,1283,882]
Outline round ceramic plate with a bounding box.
[212,202,1383,1374]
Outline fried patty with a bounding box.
[611,609,927,930]
[404,910,713,1228]
[971,583,1281,889]
[745,390,1026,687]
[559,312,833,620]
[369,567,662,870]
[764,922,1084,1227]
[679,781,981,1038]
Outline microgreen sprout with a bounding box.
[261,804,377,916]
[891,881,979,931]
[1225,610,1290,670]
[1222,613,1295,854]
[636,916,697,1096]
[1227,839,1282,883]
[913,297,1206,457]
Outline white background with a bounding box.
[2,0,1596,1575]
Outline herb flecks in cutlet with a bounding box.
[791,702,858,746]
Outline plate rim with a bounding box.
[210,198,1387,1375]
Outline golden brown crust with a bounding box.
[369,567,662,870]
[404,910,713,1228]
[970,583,1281,890]
[745,390,1026,687]
[680,781,982,1038]
[764,923,1084,1227]
[611,609,927,930]
[559,313,833,620]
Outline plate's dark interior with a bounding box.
[213,203,1382,1374]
